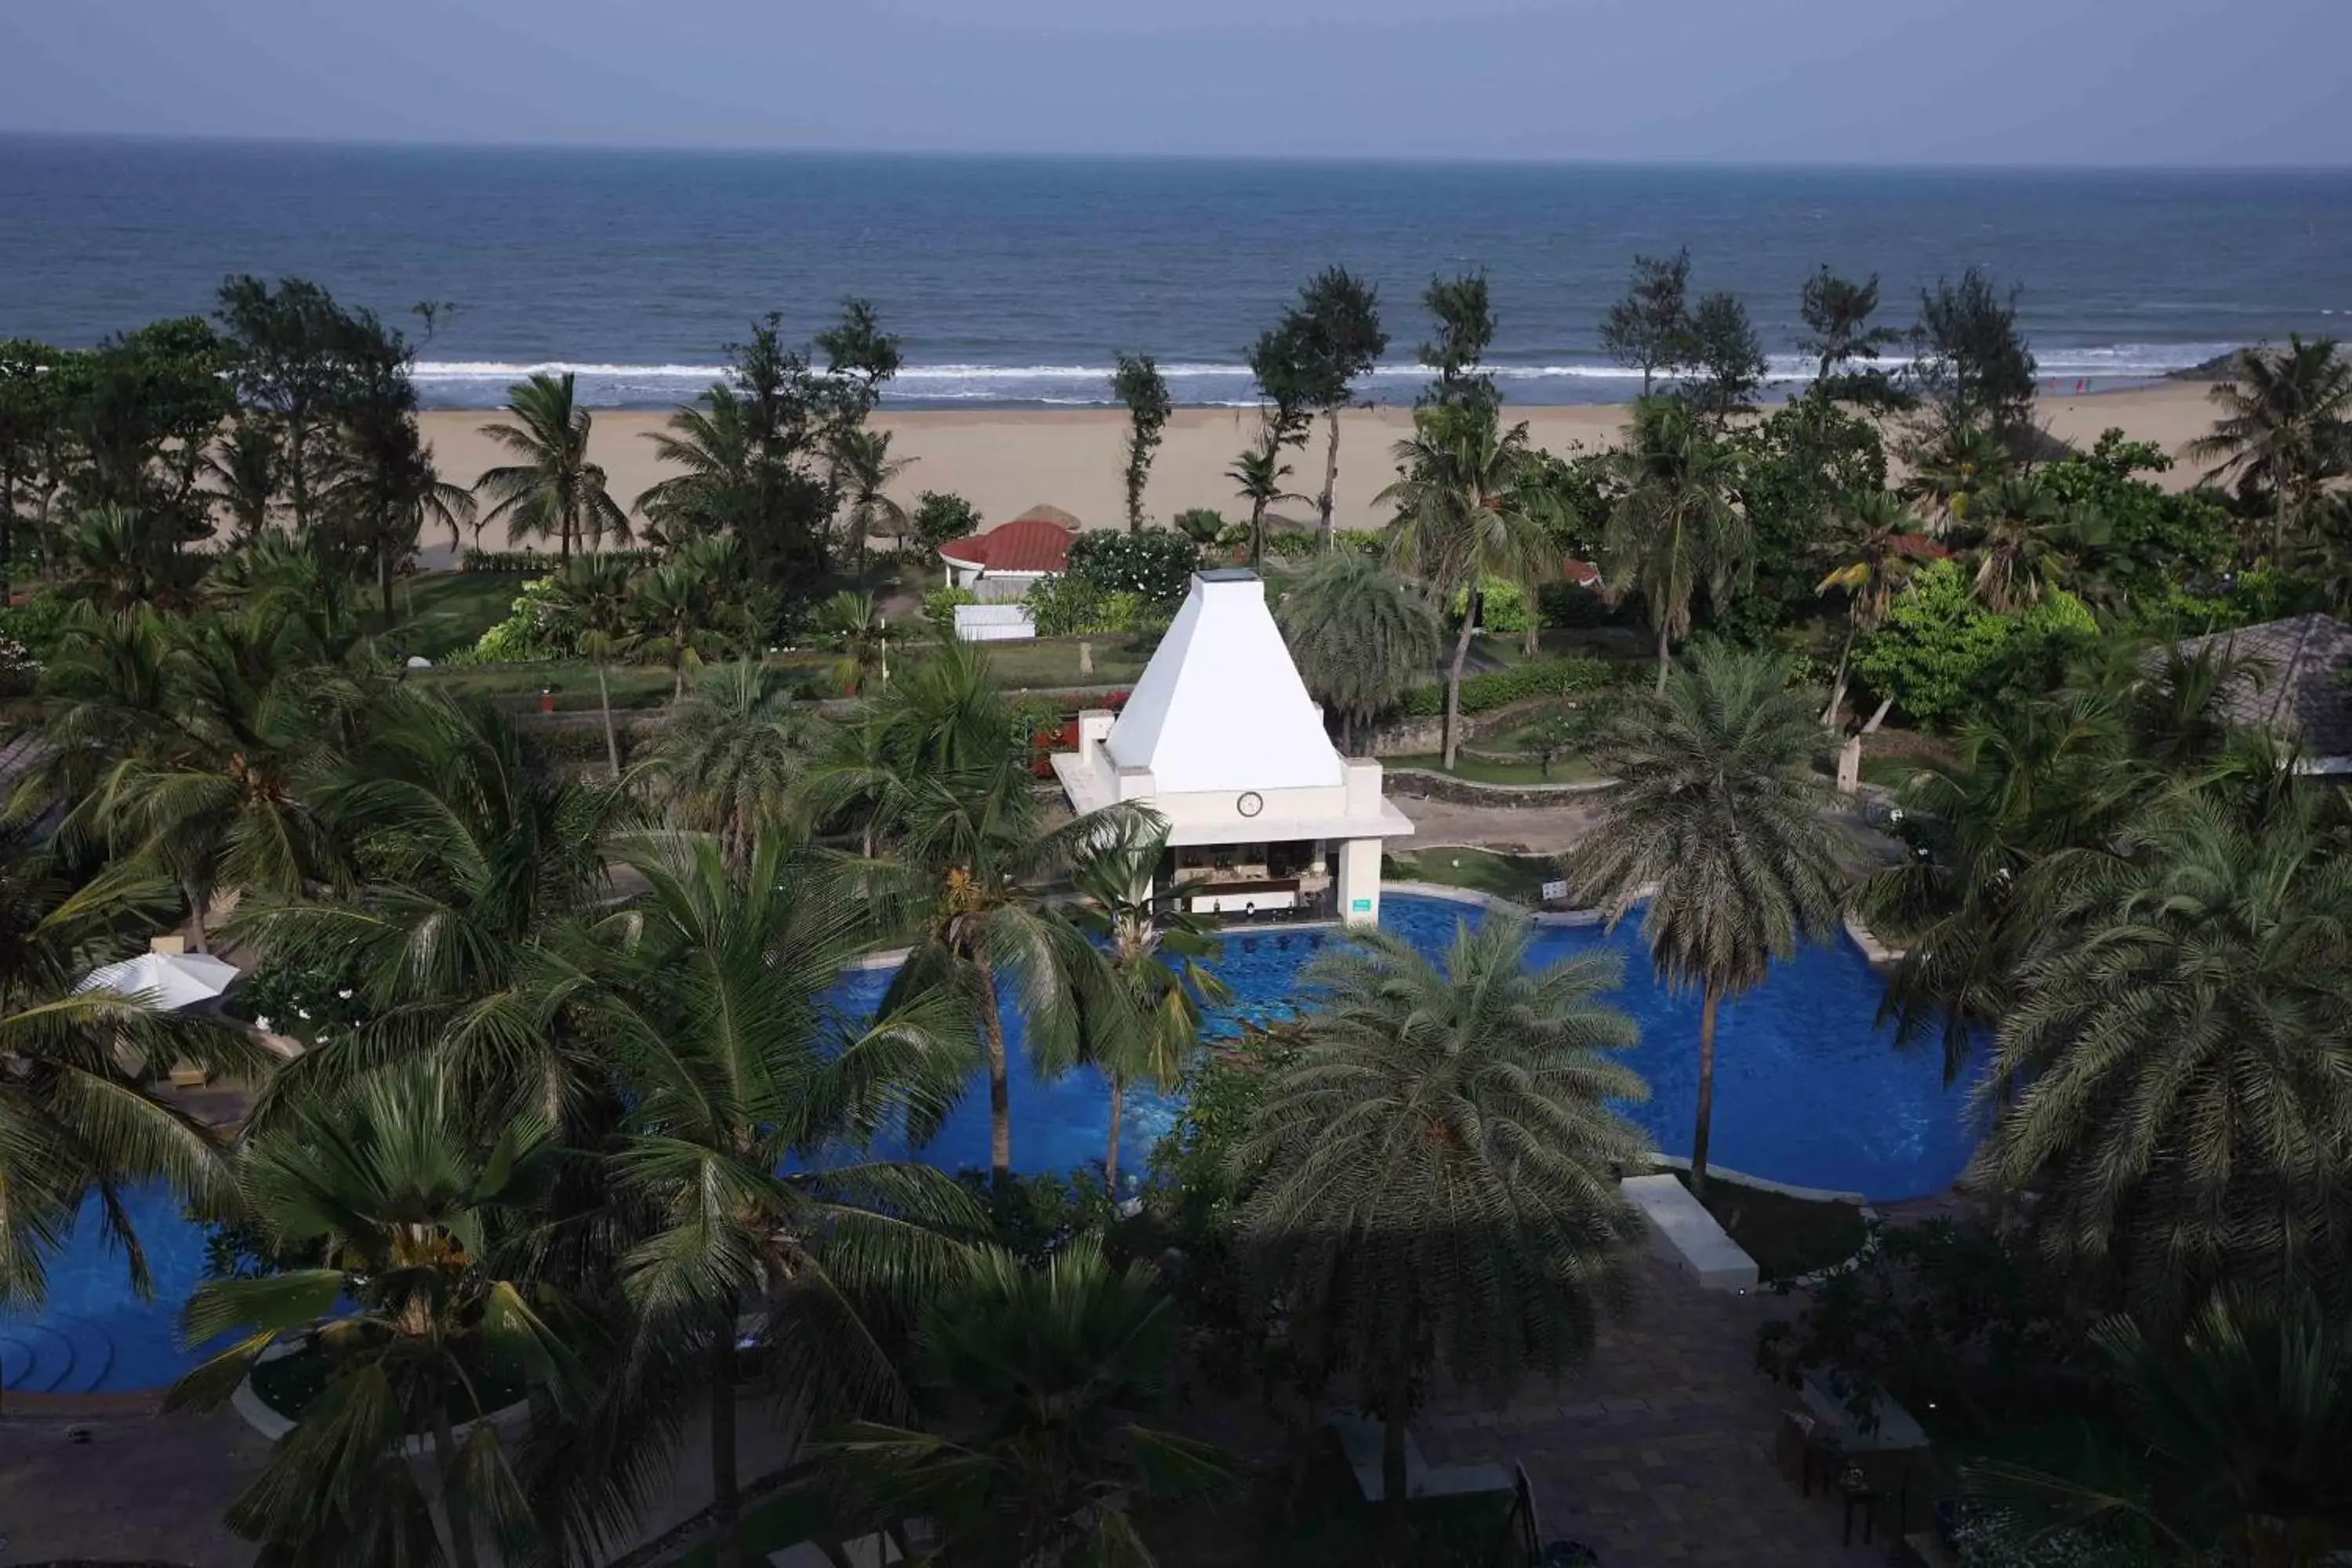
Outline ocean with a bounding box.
[3,136,2347,411]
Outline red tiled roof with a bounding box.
[938,516,1076,575]
[1562,557,1602,587]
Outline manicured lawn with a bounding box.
[1675,1170,1867,1282]
[1385,847,1560,906]
[660,1483,832,1568]
[412,661,683,712]
[1859,751,1934,790]
[1385,751,1600,785]
[966,637,1153,689]
[390,572,529,659]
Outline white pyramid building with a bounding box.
[1054,568,1414,924]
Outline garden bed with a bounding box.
[1675,1171,1867,1282]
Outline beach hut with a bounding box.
[938,505,1079,601]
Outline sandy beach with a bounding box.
[416,381,2224,555]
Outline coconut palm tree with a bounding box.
[542,554,637,777]
[827,1239,1223,1566]
[165,1065,583,1568]
[1816,488,1930,727]
[1272,547,1442,755]
[584,829,982,1568]
[0,850,269,1328]
[1379,401,1556,768]
[1973,792,2352,1317]
[475,372,630,563]
[626,538,763,699]
[227,695,633,1124]
[1569,644,1849,1197]
[828,425,913,572]
[1967,475,2101,612]
[1062,810,1229,1189]
[1601,397,1749,696]
[1240,912,1650,1514]
[641,660,820,862]
[1229,425,1306,571]
[2188,336,2352,559]
[637,389,759,546]
[202,419,278,546]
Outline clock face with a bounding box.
[1236,791,1264,818]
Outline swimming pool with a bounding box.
[2,895,1976,1392]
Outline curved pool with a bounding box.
[2,895,1975,1392]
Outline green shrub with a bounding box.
[1065,529,1200,604]
[0,590,77,663]
[1024,573,1105,637]
[1171,508,1227,546]
[911,490,982,552]
[1396,655,1622,717]
[461,577,571,664]
[1451,575,1531,633]
[1261,528,1383,561]
[922,584,977,633]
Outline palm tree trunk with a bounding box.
[1821,628,1856,728]
[1105,1075,1123,1191]
[379,543,397,623]
[1654,621,1673,697]
[710,1332,743,1568]
[428,1401,484,1568]
[183,877,209,953]
[596,661,621,778]
[1250,497,1268,572]
[1341,711,1354,757]
[1690,984,1720,1200]
[1443,611,1476,770]
[1319,407,1341,549]
[1860,694,1895,735]
[976,957,1012,1199]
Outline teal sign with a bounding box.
[1350,898,1372,913]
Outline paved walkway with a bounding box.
[1417,1255,1893,1568]
[1396,797,1610,855]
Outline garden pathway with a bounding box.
[1417,1254,1894,1568]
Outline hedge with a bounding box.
[1065,530,1199,604]
[1396,655,1624,717]
[461,548,661,574]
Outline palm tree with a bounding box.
[50,503,205,616]
[1973,793,2352,1316]
[2188,335,2352,559]
[636,389,758,546]
[1816,488,1930,728]
[828,1239,1222,1565]
[0,848,270,1332]
[1569,644,1849,1197]
[642,660,820,862]
[227,695,633,1123]
[165,1065,582,1568]
[1600,397,1748,696]
[475,372,630,563]
[1903,424,2013,535]
[627,538,761,699]
[812,589,899,696]
[1379,401,1556,767]
[543,553,637,777]
[1240,912,1650,1514]
[202,419,278,546]
[1273,548,1442,754]
[585,829,982,1568]
[828,425,913,572]
[1967,475,2100,612]
[1063,810,1229,1189]
[1229,424,1306,571]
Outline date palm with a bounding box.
[1601,398,1749,696]
[1240,912,1650,1515]
[827,1239,1222,1566]
[641,660,820,861]
[1816,488,1929,727]
[2189,335,2352,559]
[1063,810,1229,1190]
[1379,401,1555,766]
[828,425,913,571]
[1569,644,1849,1197]
[475,372,630,563]
[165,1065,583,1568]
[1229,425,1306,571]
[813,590,899,696]
[1274,548,1442,755]
[583,829,982,1568]
[1973,793,2352,1318]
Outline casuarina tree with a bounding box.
[1287,267,1388,546]
[1110,352,1173,533]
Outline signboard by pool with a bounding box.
[1351,898,1371,913]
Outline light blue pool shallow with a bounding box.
[2,894,1977,1393]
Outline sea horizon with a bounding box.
[6,133,2348,411]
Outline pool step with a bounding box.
[0,1315,118,1395]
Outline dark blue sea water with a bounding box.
[5,136,2348,409]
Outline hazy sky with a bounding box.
[5,0,2347,166]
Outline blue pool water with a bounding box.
[2,895,1976,1392]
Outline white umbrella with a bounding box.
[76,951,241,1011]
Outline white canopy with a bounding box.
[77,951,241,1011]
[1105,570,1345,794]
